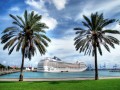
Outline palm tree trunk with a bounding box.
[19,49,25,81]
[94,44,98,80]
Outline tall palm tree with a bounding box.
[74,12,120,80]
[1,10,51,81]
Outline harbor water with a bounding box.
[0,70,120,78]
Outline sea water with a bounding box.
[0,70,120,78]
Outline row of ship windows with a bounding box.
[38,65,86,68]
[37,68,85,71]
[38,63,86,67]
[38,67,86,69]
[38,66,86,68]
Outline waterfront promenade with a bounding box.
[0,69,20,76]
[0,77,120,81]
[0,77,93,81]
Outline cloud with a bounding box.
[96,44,120,68]
[9,7,20,12]
[41,15,58,31]
[112,23,120,40]
[25,0,47,12]
[52,0,68,10]
[25,0,58,31]
[75,0,120,21]
[30,11,58,31]
[0,41,22,67]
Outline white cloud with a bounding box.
[52,0,68,10]
[96,44,120,68]
[25,0,58,31]
[75,0,120,21]
[25,0,47,12]
[9,7,20,12]
[41,16,58,31]
[110,23,120,40]
[25,0,68,11]
[0,41,22,67]
[113,23,120,31]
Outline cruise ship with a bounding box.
[37,56,87,72]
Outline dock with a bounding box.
[0,70,20,76]
[109,70,120,72]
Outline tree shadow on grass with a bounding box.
[27,80,84,85]
[0,81,17,83]
[48,80,89,84]
[49,81,60,84]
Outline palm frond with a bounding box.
[83,15,92,28]
[34,38,46,55]
[17,16,25,26]
[107,35,119,45]
[102,30,120,34]
[8,43,18,55]
[74,27,85,30]
[82,21,91,30]
[101,19,115,28]
[2,27,18,33]
[97,43,102,55]
[24,10,28,26]
[9,14,23,27]
[16,37,23,51]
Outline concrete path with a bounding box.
[0,77,120,81]
[0,78,94,81]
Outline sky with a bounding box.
[0,0,120,68]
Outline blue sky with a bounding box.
[0,0,120,68]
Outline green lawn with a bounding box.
[0,79,120,90]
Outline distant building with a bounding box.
[26,67,34,71]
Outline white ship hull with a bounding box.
[37,66,87,72]
[37,57,87,72]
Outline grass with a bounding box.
[0,79,120,90]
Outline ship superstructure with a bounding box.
[37,56,87,72]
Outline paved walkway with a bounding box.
[0,78,93,81]
[0,77,120,81]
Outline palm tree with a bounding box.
[1,10,51,81]
[74,12,120,80]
